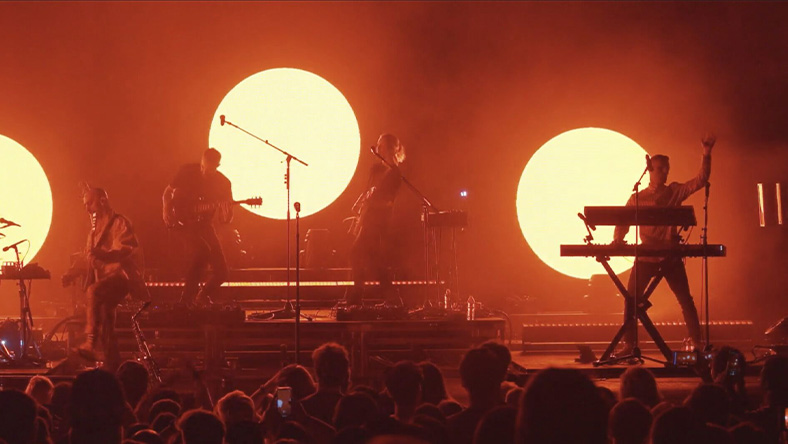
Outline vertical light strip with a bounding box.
[777,183,783,225]
[758,183,766,227]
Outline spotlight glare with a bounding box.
[516,128,647,279]
[0,135,53,264]
[209,68,361,219]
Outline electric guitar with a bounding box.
[166,190,262,228]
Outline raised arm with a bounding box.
[673,134,714,203]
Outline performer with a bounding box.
[62,184,145,369]
[347,134,405,306]
[613,134,716,353]
[162,148,233,308]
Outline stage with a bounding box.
[0,306,771,399]
[0,340,769,411]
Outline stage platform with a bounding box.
[504,350,769,408]
[0,318,775,412]
[38,310,506,382]
[0,347,770,410]
[0,306,773,404]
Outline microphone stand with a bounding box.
[219,117,311,331]
[702,182,711,349]
[596,162,657,366]
[619,164,648,364]
[294,202,304,364]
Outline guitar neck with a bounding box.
[194,200,243,213]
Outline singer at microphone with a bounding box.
[610,135,714,354]
[346,133,406,308]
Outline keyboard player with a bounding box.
[612,134,716,354]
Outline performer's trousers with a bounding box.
[85,274,129,369]
[624,258,701,346]
[348,223,393,305]
[179,224,228,303]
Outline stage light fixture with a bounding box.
[516,128,647,279]
[0,135,53,265]
[209,68,361,219]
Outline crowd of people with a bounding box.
[0,341,785,444]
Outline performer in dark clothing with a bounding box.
[62,184,146,370]
[346,134,406,306]
[162,148,233,308]
[613,134,716,353]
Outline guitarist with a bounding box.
[162,148,233,308]
[62,184,145,370]
[347,134,405,306]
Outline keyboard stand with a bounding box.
[593,256,673,366]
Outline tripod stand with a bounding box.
[702,182,711,349]
[220,115,310,316]
[218,116,311,363]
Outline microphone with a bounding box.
[220,115,225,126]
[646,154,652,171]
[370,146,383,160]
[294,202,301,212]
[0,218,20,227]
[2,239,26,252]
[577,213,596,231]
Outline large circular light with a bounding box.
[517,128,647,279]
[0,135,53,264]
[209,68,360,219]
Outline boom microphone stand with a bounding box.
[596,155,662,366]
[702,182,711,349]
[219,116,310,323]
[294,202,303,364]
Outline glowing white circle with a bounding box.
[0,135,53,264]
[209,68,361,219]
[516,128,647,279]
